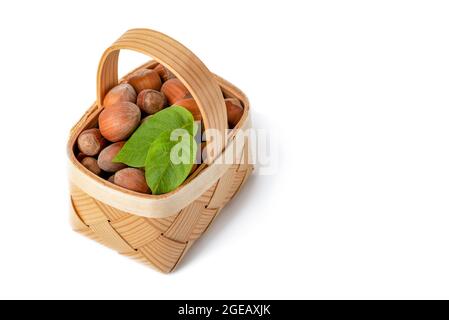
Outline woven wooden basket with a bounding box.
[67,29,253,273]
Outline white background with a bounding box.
[0,0,448,299]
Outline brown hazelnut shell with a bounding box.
[161,79,190,105]
[77,128,107,156]
[127,69,162,93]
[103,83,137,108]
[99,102,141,142]
[154,63,175,82]
[81,157,101,175]
[174,98,202,122]
[114,168,150,193]
[137,89,166,114]
[225,98,244,128]
[97,141,127,172]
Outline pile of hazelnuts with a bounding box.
[76,63,244,194]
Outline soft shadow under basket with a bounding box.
[67,29,253,273]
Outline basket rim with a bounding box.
[68,61,250,214]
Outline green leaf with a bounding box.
[113,106,195,167]
[145,130,197,195]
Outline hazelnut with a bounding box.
[103,83,137,108]
[99,102,141,142]
[77,128,107,156]
[127,69,162,93]
[137,89,166,114]
[225,98,244,128]
[174,98,202,122]
[107,174,115,183]
[154,63,175,82]
[81,157,101,175]
[225,97,242,108]
[97,141,127,172]
[114,168,150,193]
[76,152,87,162]
[161,79,190,105]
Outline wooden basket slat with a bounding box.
[71,185,109,226]
[207,165,240,209]
[89,221,135,254]
[111,216,161,248]
[94,201,129,222]
[138,236,187,273]
[164,201,206,243]
[196,181,219,204]
[145,215,177,233]
[189,207,218,241]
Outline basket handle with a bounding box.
[97,28,228,155]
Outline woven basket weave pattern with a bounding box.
[71,150,252,273]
